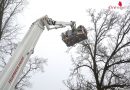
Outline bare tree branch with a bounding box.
[65,9,130,90]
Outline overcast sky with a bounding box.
[17,0,130,90]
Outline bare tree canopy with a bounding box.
[65,9,130,90]
[0,0,25,66]
[0,0,25,40]
[15,57,47,90]
[0,0,25,72]
[0,0,47,90]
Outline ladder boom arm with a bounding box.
[42,15,75,30]
[0,15,76,90]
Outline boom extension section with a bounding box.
[40,15,76,30]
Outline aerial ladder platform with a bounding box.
[0,15,87,90]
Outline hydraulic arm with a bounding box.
[0,15,87,90]
[0,15,76,90]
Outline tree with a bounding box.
[15,57,47,90]
[0,0,24,40]
[0,0,25,66]
[65,9,130,90]
[0,0,47,90]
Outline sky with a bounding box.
[16,0,130,90]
